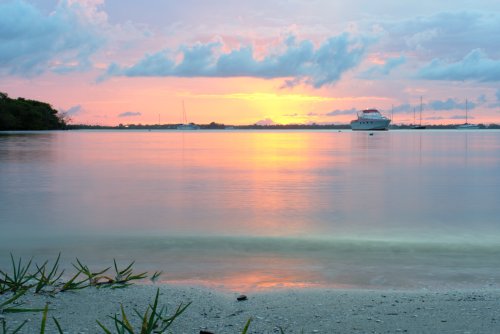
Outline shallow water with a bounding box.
[1,130,499,290]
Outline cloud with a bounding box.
[377,11,500,59]
[487,89,500,108]
[360,55,406,78]
[477,94,487,104]
[425,116,444,120]
[0,0,105,77]
[450,114,474,120]
[102,34,369,88]
[118,111,142,117]
[392,103,412,113]
[61,105,83,116]
[427,98,475,111]
[326,108,357,116]
[417,49,500,82]
[188,92,334,102]
[385,98,480,120]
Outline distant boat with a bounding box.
[177,101,200,130]
[350,109,391,131]
[177,123,200,130]
[412,96,426,129]
[456,98,479,130]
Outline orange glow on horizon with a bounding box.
[6,73,500,126]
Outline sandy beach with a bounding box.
[2,284,499,333]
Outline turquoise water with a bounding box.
[1,130,499,290]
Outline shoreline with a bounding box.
[3,284,500,333]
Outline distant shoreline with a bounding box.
[2,118,500,131]
[54,123,500,130]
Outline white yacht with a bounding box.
[350,109,391,131]
[456,123,479,130]
[456,98,479,129]
[177,123,200,130]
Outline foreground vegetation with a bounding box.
[0,254,266,334]
[0,92,66,131]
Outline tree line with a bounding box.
[0,92,67,130]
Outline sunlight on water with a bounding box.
[1,130,500,290]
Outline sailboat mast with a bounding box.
[182,101,187,124]
[420,96,423,126]
[465,98,468,124]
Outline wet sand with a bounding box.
[3,285,500,333]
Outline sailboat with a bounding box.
[412,96,426,129]
[177,101,200,130]
[456,98,479,129]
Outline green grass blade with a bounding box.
[112,317,134,334]
[241,317,252,334]
[46,253,61,279]
[96,320,113,334]
[3,307,47,314]
[11,319,28,334]
[150,271,162,283]
[120,304,134,332]
[52,317,64,334]
[146,289,160,332]
[0,289,27,308]
[159,301,191,330]
[40,303,49,334]
[140,308,151,334]
[113,259,119,276]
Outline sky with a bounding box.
[1,0,500,125]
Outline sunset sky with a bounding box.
[1,0,500,125]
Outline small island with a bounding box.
[0,92,67,131]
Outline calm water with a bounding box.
[1,130,499,291]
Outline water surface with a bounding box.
[1,130,499,290]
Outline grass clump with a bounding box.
[150,271,162,283]
[73,258,110,286]
[97,288,190,334]
[1,255,152,293]
[33,253,65,294]
[110,260,148,288]
[0,254,35,293]
[0,255,201,333]
[69,259,147,289]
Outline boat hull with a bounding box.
[351,119,390,131]
[456,124,479,130]
[177,124,200,130]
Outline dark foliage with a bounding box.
[0,92,66,130]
